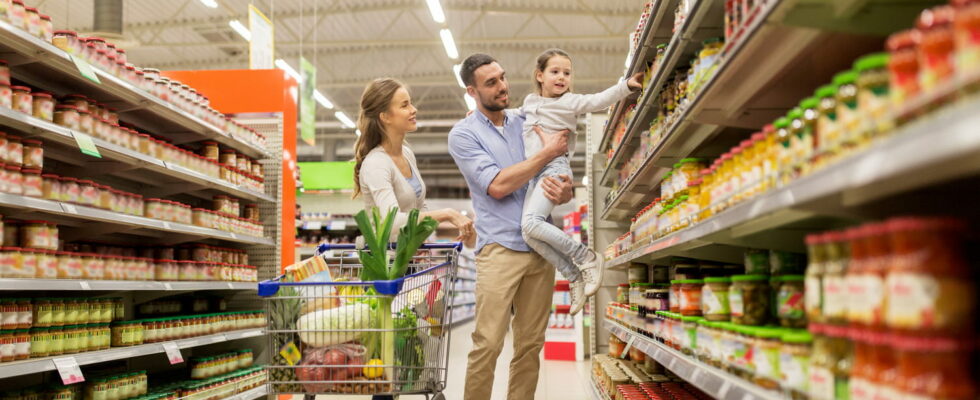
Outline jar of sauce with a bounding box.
[10,86,31,115]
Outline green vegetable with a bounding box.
[354,207,397,281]
[393,208,439,279]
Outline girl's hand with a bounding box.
[627,72,645,91]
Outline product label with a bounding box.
[702,285,730,315]
[822,275,847,319]
[53,357,85,384]
[885,272,940,329]
[780,352,808,393]
[809,367,835,400]
[729,288,744,316]
[805,275,822,318]
[778,286,805,320]
[162,342,183,364]
[679,288,702,312]
[754,347,776,379]
[846,273,885,325]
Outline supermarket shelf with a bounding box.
[0,20,268,159]
[451,313,475,326]
[599,0,724,188]
[0,328,264,379]
[224,386,267,400]
[452,301,476,308]
[0,106,273,203]
[597,0,678,152]
[0,279,256,291]
[604,318,780,400]
[600,0,900,220]
[0,192,273,246]
[606,93,980,268]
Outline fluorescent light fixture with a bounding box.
[453,64,465,88]
[313,90,334,109]
[228,20,251,41]
[335,111,356,128]
[582,175,590,186]
[200,0,218,8]
[439,29,458,59]
[275,59,302,82]
[464,93,476,110]
[425,0,446,23]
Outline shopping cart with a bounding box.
[258,242,462,400]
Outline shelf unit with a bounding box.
[0,20,268,159]
[0,328,264,379]
[604,318,781,400]
[451,301,476,308]
[0,279,256,291]
[589,377,613,400]
[604,92,980,268]
[0,191,272,245]
[224,386,268,400]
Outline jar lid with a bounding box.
[815,84,837,99]
[773,117,789,129]
[787,107,803,120]
[854,52,890,72]
[799,97,819,110]
[680,315,703,323]
[54,30,78,35]
[777,275,804,282]
[22,169,40,174]
[832,70,858,86]
[730,274,768,282]
[4,165,19,171]
[886,29,919,51]
[703,277,730,283]
[9,86,30,92]
[32,92,52,99]
[917,5,954,30]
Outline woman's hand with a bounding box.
[443,208,475,244]
[627,72,645,91]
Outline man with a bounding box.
[448,53,574,400]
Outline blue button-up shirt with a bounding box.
[448,109,530,252]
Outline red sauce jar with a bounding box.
[893,335,976,399]
[887,30,921,109]
[916,6,956,93]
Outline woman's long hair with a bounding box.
[352,77,404,199]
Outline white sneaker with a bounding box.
[579,257,604,296]
[569,280,586,315]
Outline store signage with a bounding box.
[162,342,184,364]
[53,357,84,384]
[71,131,102,158]
[300,57,316,146]
[249,5,274,69]
[69,54,100,84]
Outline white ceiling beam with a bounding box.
[132,35,627,51]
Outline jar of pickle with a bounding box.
[834,70,860,155]
[30,327,48,358]
[808,324,853,400]
[777,275,806,328]
[729,274,770,326]
[814,84,839,166]
[50,298,65,327]
[855,52,892,140]
[48,326,64,356]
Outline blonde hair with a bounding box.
[352,77,404,199]
[534,48,572,95]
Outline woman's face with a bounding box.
[381,87,418,134]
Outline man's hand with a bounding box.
[627,72,644,91]
[533,126,570,160]
[541,174,574,205]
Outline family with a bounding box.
[352,49,643,399]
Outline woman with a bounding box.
[353,78,475,245]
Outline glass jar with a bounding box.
[48,327,63,356]
[31,92,54,121]
[50,298,65,327]
[33,298,52,327]
[0,299,16,329]
[680,316,701,356]
[20,221,49,250]
[893,334,976,399]
[808,324,852,400]
[730,325,753,378]
[845,223,888,328]
[751,327,783,390]
[887,30,920,114]
[615,283,629,304]
[729,274,770,326]
[0,330,14,362]
[4,165,21,195]
[701,277,731,321]
[0,84,10,109]
[804,233,827,324]
[781,330,813,400]
[11,86,31,115]
[30,327,48,358]
[834,70,860,156]
[678,279,703,316]
[15,298,30,329]
[21,169,41,197]
[0,61,8,87]
[917,6,956,93]
[822,230,850,325]
[776,275,806,328]
[885,217,972,334]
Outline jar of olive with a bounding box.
[729,274,771,325]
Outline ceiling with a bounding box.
[39,0,643,193]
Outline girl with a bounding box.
[521,49,643,314]
[353,77,475,246]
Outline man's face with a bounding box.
[468,62,509,112]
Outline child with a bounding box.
[521,48,643,314]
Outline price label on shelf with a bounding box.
[78,281,91,290]
[61,203,78,214]
[229,233,238,240]
[717,381,732,398]
[162,342,184,364]
[69,54,101,84]
[71,131,102,158]
[227,282,236,289]
[619,335,636,359]
[52,357,85,384]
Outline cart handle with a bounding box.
[317,242,462,253]
[258,259,454,297]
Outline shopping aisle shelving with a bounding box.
[224,386,268,400]
[603,318,780,400]
[0,328,264,379]
[0,279,256,291]
[589,377,612,400]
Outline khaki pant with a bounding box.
[463,243,556,400]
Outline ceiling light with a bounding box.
[228,19,251,41]
[425,0,446,23]
[582,175,590,186]
[335,111,356,128]
[200,0,218,8]
[275,59,302,82]
[464,93,476,110]
[453,64,465,88]
[439,29,458,60]
[313,90,334,109]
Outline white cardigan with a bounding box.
[358,145,428,238]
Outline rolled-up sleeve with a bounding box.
[448,128,500,195]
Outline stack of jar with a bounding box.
[190,350,254,379]
[804,216,976,400]
[29,173,145,216]
[83,371,149,400]
[140,311,266,344]
[604,232,633,260]
[23,297,120,360]
[191,207,264,237]
[168,366,267,400]
[616,382,711,400]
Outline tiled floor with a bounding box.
[306,320,594,400]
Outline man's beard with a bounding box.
[480,92,509,111]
